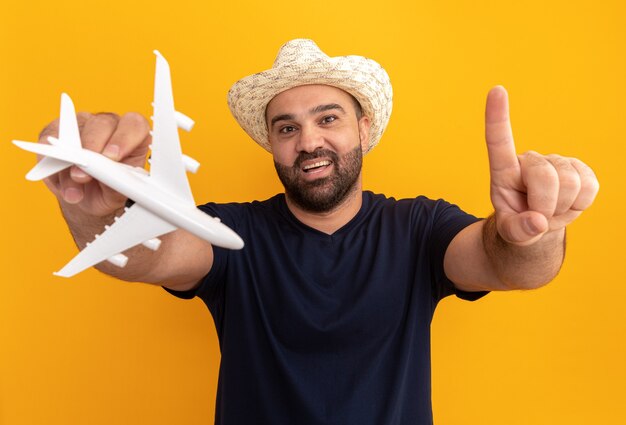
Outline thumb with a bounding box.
[496,211,549,246]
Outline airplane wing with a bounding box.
[54,203,176,277]
[149,50,194,204]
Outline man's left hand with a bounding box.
[484,86,600,246]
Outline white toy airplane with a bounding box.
[13,50,244,277]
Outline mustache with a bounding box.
[292,149,339,169]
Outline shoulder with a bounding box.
[197,194,299,243]
[361,191,479,248]
[199,194,285,222]
[362,191,463,221]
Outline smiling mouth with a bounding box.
[302,160,332,173]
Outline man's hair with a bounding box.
[349,93,363,120]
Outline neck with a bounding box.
[285,180,364,235]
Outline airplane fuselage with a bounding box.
[75,148,243,249]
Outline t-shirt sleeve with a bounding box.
[428,199,488,302]
[162,246,228,300]
[162,203,232,302]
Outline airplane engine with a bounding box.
[142,238,162,251]
[149,110,194,132]
[175,111,195,132]
[182,154,200,173]
[107,253,128,268]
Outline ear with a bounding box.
[358,116,371,153]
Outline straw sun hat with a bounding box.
[227,39,393,154]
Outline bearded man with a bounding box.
[37,39,599,424]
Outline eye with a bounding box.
[279,125,297,134]
[321,115,337,125]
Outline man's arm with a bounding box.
[444,87,599,292]
[445,218,565,291]
[58,199,213,290]
[39,112,213,290]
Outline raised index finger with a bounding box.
[485,86,518,173]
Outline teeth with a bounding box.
[303,160,331,171]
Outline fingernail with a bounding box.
[70,168,88,179]
[64,187,83,204]
[525,217,541,235]
[102,145,120,160]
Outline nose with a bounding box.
[296,124,324,153]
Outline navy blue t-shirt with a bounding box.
[166,191,485,424]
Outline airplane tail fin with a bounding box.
[13,140,88,180]
[58,93,82,149]
[24,156,73,181]
[15,93,82,181]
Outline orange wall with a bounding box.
[1,1,624,424]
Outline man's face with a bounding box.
[266,85,370,213]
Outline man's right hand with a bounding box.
[39,111,152,217]
[37,111,213,288]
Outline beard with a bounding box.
[274,145,363,213]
